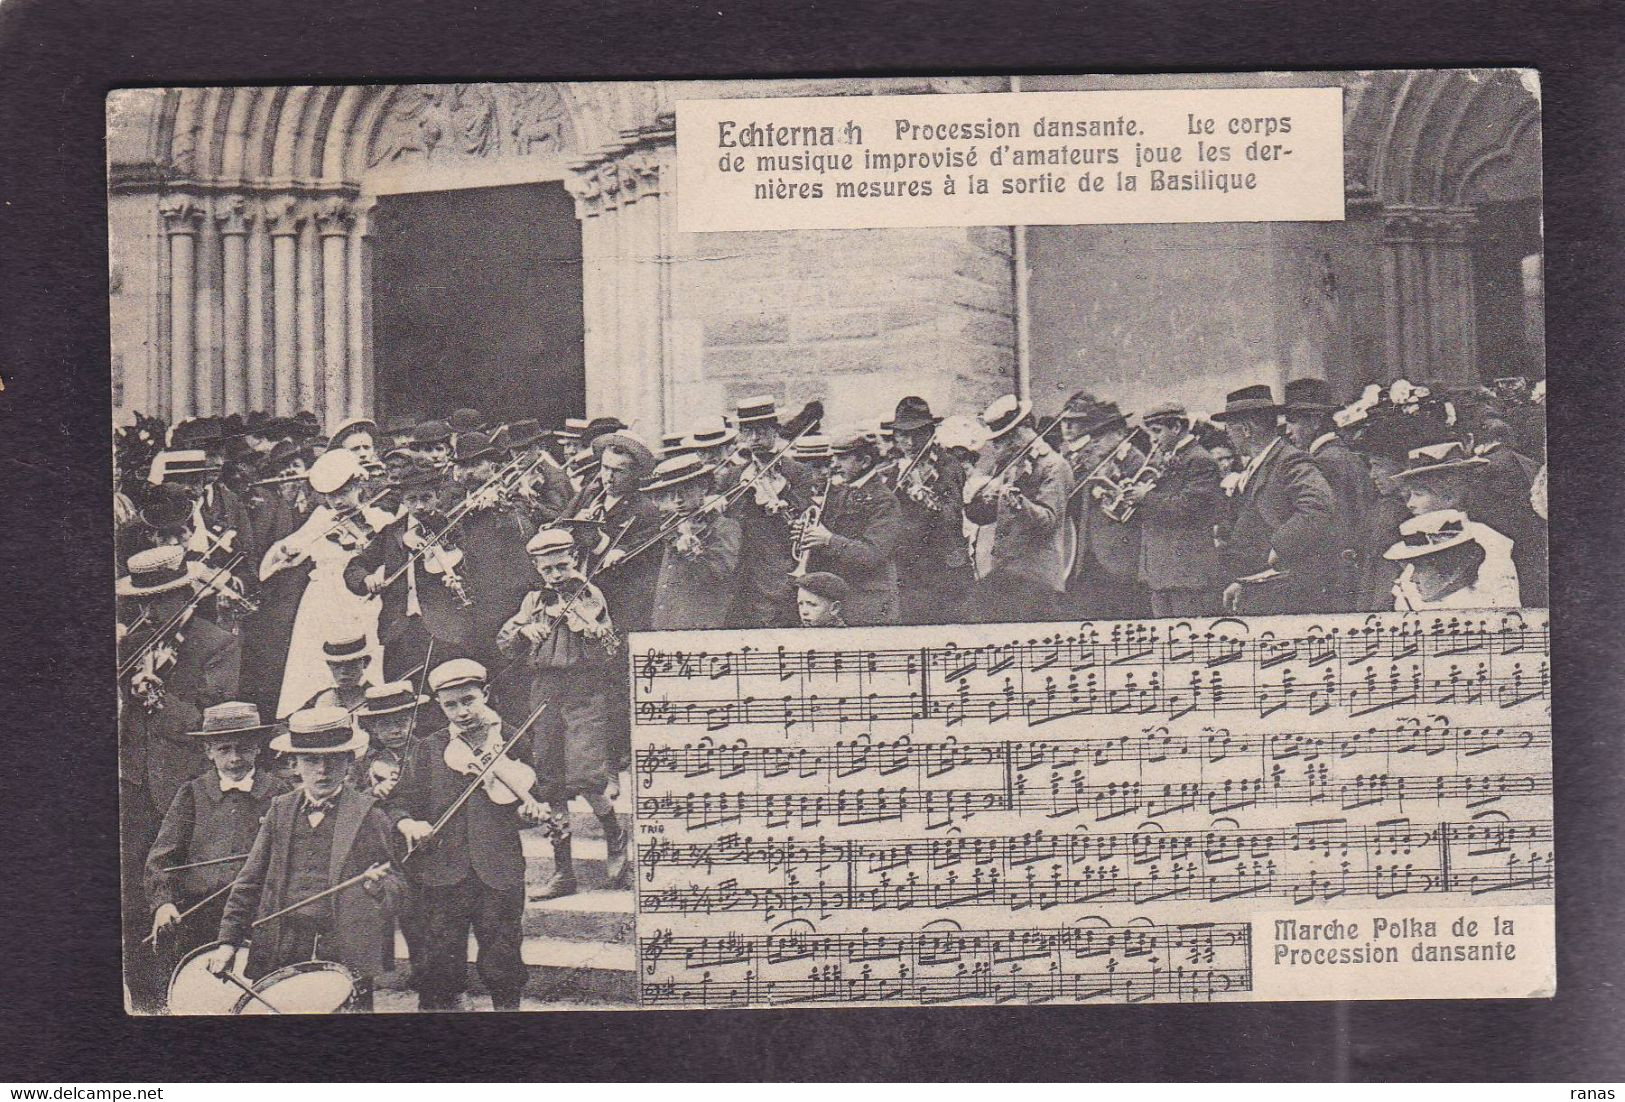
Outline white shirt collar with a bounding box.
[219,770,255,794]
[1236,436,1282,495]
[1309,432,1338,455]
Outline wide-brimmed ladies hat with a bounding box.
[307,448,367,494]
[1383,509,1483,561]
[271,705,365,754]
[1392,440,1488,481]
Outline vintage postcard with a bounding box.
[108,69,1549,1013]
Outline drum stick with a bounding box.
[141,881,235,946]
[159,852,249,874]
[218,970,283,1014]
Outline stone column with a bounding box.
[159,194,205,419]
[264,196,305,416]
[316,197,357,424]
[1382,205,1478,387]
[245,202,270,411]
[347,197,377,420]
[566,127,676,436]
[215,196,254,413]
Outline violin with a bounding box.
[670,513,712,559]
[897,444,948,511]
[748,461,792,515]
[403,515,472,607]
[442,730,539,806]
[126,604,194,711]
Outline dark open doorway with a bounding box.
[371,181,584,429]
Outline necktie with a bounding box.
[219,774,254,795]
[304,796,335,827]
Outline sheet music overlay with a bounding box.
[629,610,1553,1008]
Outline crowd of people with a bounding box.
[115,372,1548,1011]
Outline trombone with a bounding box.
[1068,425,1158,522]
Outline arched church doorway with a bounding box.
[370,181,585,428]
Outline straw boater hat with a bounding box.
[644,453,715,493]
[794,570,850,603]
[935,415,988,454]
[427,658,487,694]
[357,681,430,720]
[147,448,219,485]
[682,417,739,454]
[307,447,366,494]
[1383,509,1484,561]
[322,634,370,664]
[733,395,780,427]
[1210,384,1282,422]
[1392,440,1489,481]
[1283,377,1340,413]
[116,545,204,597]
[978,394,1034,441]
[271,705,365,755]
[188,701,278,741]
[792,434,833,463]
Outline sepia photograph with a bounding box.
[106,70,1550,1015]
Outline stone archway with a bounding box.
[108,82,679,432]
[1344,69,1542,385]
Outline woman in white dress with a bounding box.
[260,448,393,716]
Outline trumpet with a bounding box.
[788,475,831,578]
[1069,426,1155,521]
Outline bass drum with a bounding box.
[167,942,247,1016]
[235,960,361,1014]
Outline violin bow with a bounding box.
[412,693,557,854]
[984,410,1068,490]
[117,553,245,678]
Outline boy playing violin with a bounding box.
[386,659,554,1011]
[496,528,627,899]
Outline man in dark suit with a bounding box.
[387,660,553,1011]
[726,396,820,628]
[204,706,404,1012]
[1061,397,1148,619]
[1212,385,1339,615]
[447,432,536,691]
[799,431,904,626]
[1282,377,1376,612]
[345,462,475,678]
[888,396,973,625]
[1131,401,1225,617]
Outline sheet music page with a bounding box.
[630,611,1552,1007]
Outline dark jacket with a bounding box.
[651,515,742,631]
[1137,437,1225,592]
[730,456,819,628]
[145,769,290,908]
[892,451,972,585]
[809,467,904,626]
[1221,437,1338,612]
[593,491,664,634]
[1067,436,1144,585]
[385,724,542,892]
[1308,434,1377,611]
[120,616,242,815]
[456,505,537,665]
[217,786,404,979]
[342,512,476,652]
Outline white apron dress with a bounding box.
[261,503,392,717]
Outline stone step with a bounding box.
[522,889,635,942]
[380,934,637,1006]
